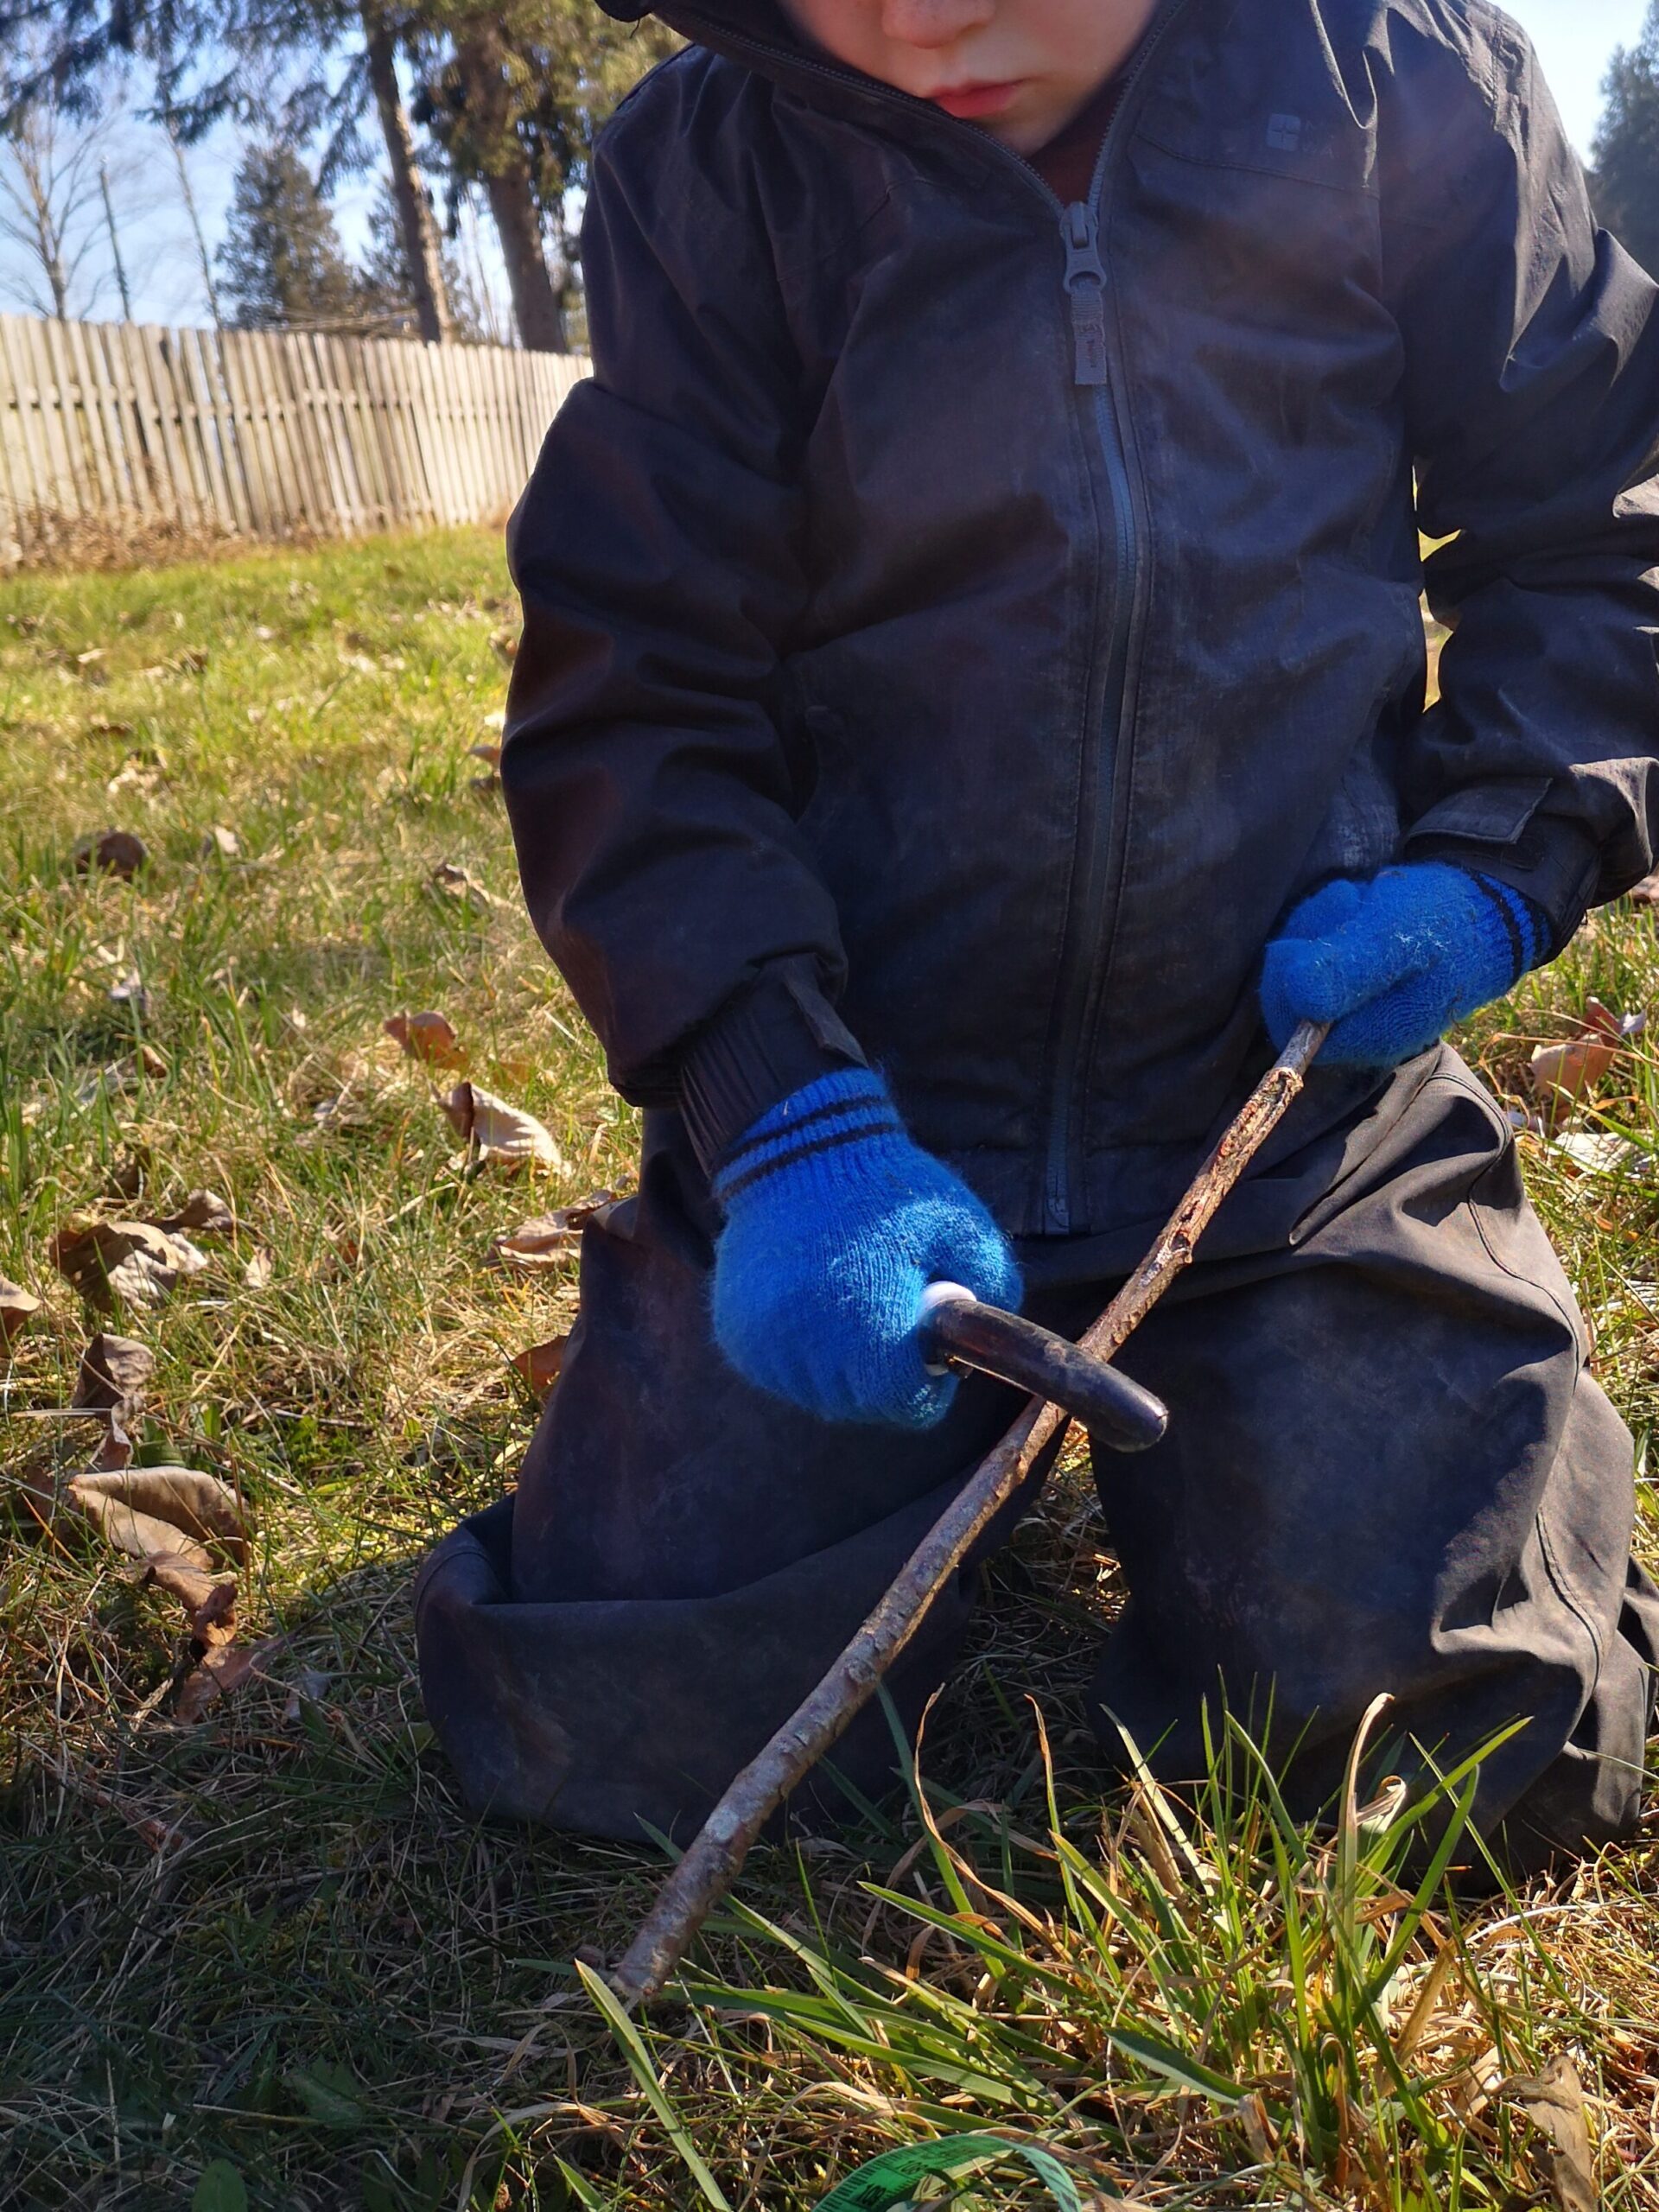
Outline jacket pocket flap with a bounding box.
[1407,778,1554,848]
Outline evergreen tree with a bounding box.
[414,3,679,350]
[355,175,483,337]
[1593,1,1659,276]
[217,141,361,331]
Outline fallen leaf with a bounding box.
[486,1193,618,1270]
[243,1248,274,1290]
[175,1637,280,1726]
[70,1332,154,1466]
[65,1482,210,1571]
[440,1082,566,1171]
[488,625,519,664]
[107,752,165,797]
[1548,1131,1653,1179]
[1584,995,1647,1045]
[51,1214,208,1309]
[75,646,104,669]
[1503,2055,1596,2212]
[429,860,501,910]
[1529,999,1645,1109]
[156,1190,236,1236]
[511,1337,568,1397]
[383,1010,466,1068]
[73,829,147,879]
[0,1276,41,1345]
[185,1574,238,1644]
[200,823,241,858]
[67,1466,246,1560]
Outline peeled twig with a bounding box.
[611,1019,1329,2006]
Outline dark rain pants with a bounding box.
[415,1047,1657,1864]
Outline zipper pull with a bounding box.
[1060,200,1109,387]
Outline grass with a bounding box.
[0,532,1655,2210]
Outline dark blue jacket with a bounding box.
[502,0,1659,1235]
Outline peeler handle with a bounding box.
[920,1284,1168,1453]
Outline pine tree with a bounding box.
[355,175,484,338]
[1593,1,1659,276]
[217,142,362,331]
[415,3,679,350]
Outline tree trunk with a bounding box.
[362,3,454,345]
[161,101,222,330]
[453,23,566,352]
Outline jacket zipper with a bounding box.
[666,0,1191,1232]
[1042,169,1138,1231]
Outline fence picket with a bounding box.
[0,313,588,559]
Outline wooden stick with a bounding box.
[610,1019,1329,2007]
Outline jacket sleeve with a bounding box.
[500,82,849,1108]
[1386,8,1659,947]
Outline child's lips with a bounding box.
[928,80,1024,120]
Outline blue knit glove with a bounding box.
[710,1069,1020,1427]
[1260,861,1548,1066]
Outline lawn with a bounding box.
[1,531,1656,2211]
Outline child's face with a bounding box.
[778,0,1152,153]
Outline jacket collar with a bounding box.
[595,0,1196,174]
[594,0,1018,157]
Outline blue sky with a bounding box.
[0,0,1649,334]
[1509,0,1650,147]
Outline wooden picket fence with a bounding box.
[0,312,589,563]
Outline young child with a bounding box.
[416,0,1659,1867]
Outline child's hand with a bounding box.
[710,1070,1020,1427]
[1259,861,1548,1066]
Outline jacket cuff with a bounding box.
[1403,801,1601,961]
[679,957,868,1176]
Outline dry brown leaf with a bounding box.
[489,625,519,663]
[1530,1034,1616,1104]
[107,752,165,798]
[65,1482,212,1573]
[175,1636,280,1726]
[50,1214,208,1309]
[73,829,147,879]
[511,1336,568,1398]
[67,1467,245,1561]
[486,1193,619,1271]
[1548,1132,1653,1180]
[384,1010,466,1068]
[156,1189,236,1236]
[243,1247,274,1290]
[1503,2055,1597,2212]
[441,1082,566,1171]
[429,860,501,909]
[0,1276,41,1345]
[70,1329,154,1424]
[1583,995,1647,1046]
[1529,998,1646,1108]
